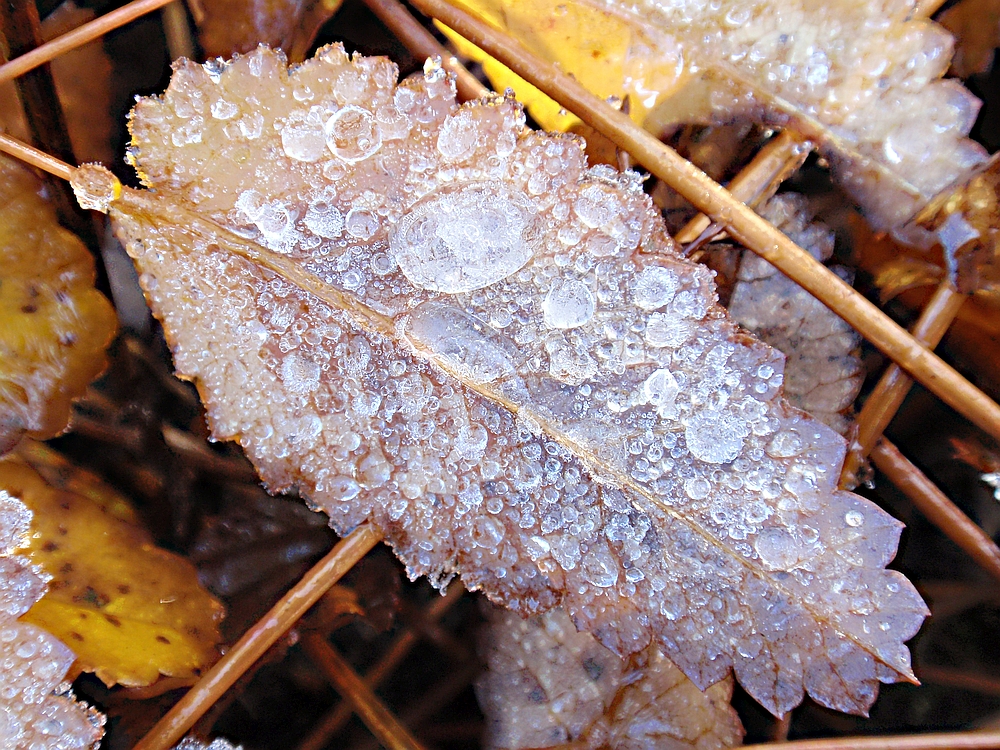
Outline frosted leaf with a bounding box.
[477,605,743,750]
[729,195,864,434]
[173,739,242,750]
[0,493,104,750]
[109,45,928,718]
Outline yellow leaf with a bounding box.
[436,0,684,133]
[0,155,117,453]
[2,442,224,687]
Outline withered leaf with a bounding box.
[73,45,928,717]
[0,489,104,749]
[2,441,224,688]
[478,604,743,750]
[441,0,986,238]
[939,0,1000,78]
[729,195,863,435]
[0,155,117,454]
[197,0,345,60]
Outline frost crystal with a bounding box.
[117,45,928,717]
[0,491,104,750]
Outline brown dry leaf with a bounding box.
[441,0,986,240]
[0,154,117,454]
[870,256,944,302]
[73,45,928,717]
[198,0,345,60]
[1,441,224,688]
[0,490,104,749]
[478,605,743,750]
[939,0,1000,78]
[729,195,864,435]
[0,1,114,164]
[914,152,1000,295]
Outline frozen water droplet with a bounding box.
[438,109,479,161]
[325,105,382,163]
[304,201,344,239]
[280,120,326,162]
[280,354,321,393]
[767,428,804,458]
[210,99,238,120]
[546,338,597,385]
[405,301,519,383]
[574,184,621,228]
[644,312,693,348]
[346,209,379,240]
[390,182,539,293]
[238,112,264,139]
[686,408,749,464]
[641,368,679,417]
[632,266,679,310]
[581,544,619,587]
[845,510,865,527]
[542,279,595,329]
[684,476,711,500]
[754,527,798,570]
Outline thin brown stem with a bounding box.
[918,665,1000,697]
[0,0,174,85]
[855,283,966,458]
[161,0,196,60]
[132,523,383,750]
[674,130,810,245]
[302,633,428,750]
[742,730,1000,750]
[840,282,966,484]
[0,132,74,179]
[361,0,489,102]
[409,0,1000,446]
[297,584,465,750]
[871,439,1000,584]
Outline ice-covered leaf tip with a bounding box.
[0,155,117,454]
[71,44,928,717]
[0,490,104,749]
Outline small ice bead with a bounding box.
[542,279,595,329]
[70,164,121,213]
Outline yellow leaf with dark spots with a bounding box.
[0,155,117,453]
[2,442,223,687]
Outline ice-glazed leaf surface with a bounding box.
[3,441,224,687]
[478,605,743,750]
[729,195,863,434]
[0,155,117,453]
[0,490,104,749]
[442,0,987,234]
[86,45,929,717]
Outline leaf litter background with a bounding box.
[5,0,1000,747]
